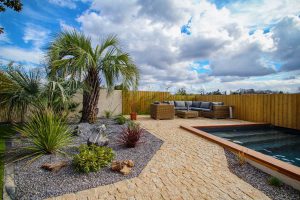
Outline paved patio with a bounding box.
[49,116,270,200]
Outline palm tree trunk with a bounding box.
[81,68,100,123]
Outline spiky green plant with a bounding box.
[114,115,127,125]
[268,176,283,187]
[14,110,73,163]
[0,68,42,122]
[47,31,140,123]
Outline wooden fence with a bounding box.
[122,91,300,130]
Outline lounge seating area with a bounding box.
[150,100,230,120]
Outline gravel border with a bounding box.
[224,149,300,200]
[11,119,163,200]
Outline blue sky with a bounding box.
[0,0,300,93]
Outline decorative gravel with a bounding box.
[12,118,163,200]
[224,149,300,200]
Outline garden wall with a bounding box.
[122,91,300,130]
[0,89,123,122]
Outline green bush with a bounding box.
[15,110,73,162]
[115,115,127,125]
[104,110,113,119]
[268,176,282,187]
[73,144,115,173]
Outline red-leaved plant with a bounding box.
[118,122,144,148]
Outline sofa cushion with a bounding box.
[191,107,211,112]
[190,107,202,111]
[185,101,192,107]
[175,106,187,110]
[199,108,211,112]
[174,101,186,107]
[200,102,212,109]
[153,101,160,104]
[212,102,224,106]
[191,101,201,108]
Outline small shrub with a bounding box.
[236,151,246,166]
[268,176,283,187]
[115,115,127,125]
[73,144,115,173]
[15,110,73,162]
[118,121,144,148]
[104,110,113,119]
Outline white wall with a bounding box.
[72,89,122,117]
[97,89,122,117]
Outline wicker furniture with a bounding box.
[201,105,229,119]
[150,104,175,120]
[176,110,198,118]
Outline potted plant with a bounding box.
[130,102,137,120]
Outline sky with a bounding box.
[0,0,300,94]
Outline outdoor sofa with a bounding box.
[150,101,229,119]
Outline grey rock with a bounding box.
[87,133,109,146]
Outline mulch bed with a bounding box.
[10,118,163,200]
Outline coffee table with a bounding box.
[176,110,198,118]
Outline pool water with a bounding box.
[199,125,300,167]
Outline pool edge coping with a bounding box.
[180,123,300,182]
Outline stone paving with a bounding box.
[49,116,270,200]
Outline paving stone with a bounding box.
[53,116,270,200]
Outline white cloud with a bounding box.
[23,24,50,49]
[0,46,44,64]
[59,20,75,31]
[48,0,77,9]
[271,16,300,71]
[0,32,11,44]
[74,0,300,93]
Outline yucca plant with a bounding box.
[118,121,144,148]
[114,115,127,125]
[14,110,73,163]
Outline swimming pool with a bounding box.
[199,125,300,167]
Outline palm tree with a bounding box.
[47,31,139,123]
[0,68,42,123]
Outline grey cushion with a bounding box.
[162,101,169,104]
[200,102,212,109]
[199,108,211,112]
[212,102,224,106]
[174,101,185,107]
[153,101,160,104]
[175,107,187,110]
[191,101,201,108]
[185,101,192,107]
[190,107,202,111]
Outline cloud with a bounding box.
[0,24,49,66]
[271,16,300,71]
[2,0,299,93]
[137,0,182,24]
[74,0,300,93]
[0,46,44,64]
[89,0,139,23]
[59,20,76,31]
[0,32,11,44]
[48,0,77,9]
[23,24,50,48]
[179,36,228,60]
[210,43,276,76]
